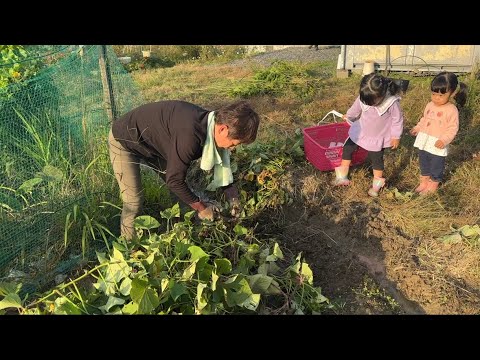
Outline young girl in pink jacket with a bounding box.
[410,72,467,194]
[334,73,404,197]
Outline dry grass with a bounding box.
[399,79,432,128]
[300,172,331,206]
[131,63,253,104]
[381,195,450,238]
[414,238,480,314]
[442,161,480,221]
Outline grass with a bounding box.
[353,275,400,313]
[132,63,253,104]
[0,104,119,289]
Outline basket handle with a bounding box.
[317,110,344,125]
[317,110,353,126]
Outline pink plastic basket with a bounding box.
[303,110,369,171]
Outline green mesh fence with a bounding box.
[0,45,144,292]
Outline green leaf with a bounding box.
[130,278,147,302]
[312,288,329,304]
[119,277,132,296]
[291,253,302,274]
[214,258,232,275]
[247,274,273,294]
[183,210,195,224]
[53,297,82,315]
[236,256,256,274]
[171,203,180,217]
[243,294,260,311]
[174,242,190,258]
[109,308,124,315]
[112,241,127,252]
[272,242,284,259]
[105,249,131,284]
[258,262,281,275]
[170,282,188,301]
[0,282,20,296]
[225,278,259,310]
[258,263,268,275]
[211,272,219,291]
[265,254,277,262]
[0,293,23,310]
[160,203,181,220]
[41,164,64,182]
[145,252,155,265]
[212,286,224,303]
[96,251,109,264]
[269,262,281,274]
[112,247,125,262]
[300,262,314,285]
[459,225,478,238]
[134,215,160,230]
[17,177,43,193]
[100,296,125,313]
[196,283,208,312]
[182,261,197,281]
[139,289,159,314]
[196,260,213,282]
[472,224,480,235]
[122,301,138,315]
[246,243,260,258]
[233,224,248,236]
[391,187,413,201]
[266,279,282,295]
[223,274,242,289]
[94,279,117,297]
[131,278,160,314]
[161,278,169,292]
[188,245,209,262]
[95,250,130,296]
[438,233,463,244]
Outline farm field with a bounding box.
[1,45,479,315]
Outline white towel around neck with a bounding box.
[200,111,233,191]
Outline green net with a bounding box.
[0,45,144,292]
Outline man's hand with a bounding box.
[391,138,400,149]
[435,140,445,149]
[191,201,219,221]
[409,128,418,136]
[197,204,217,221]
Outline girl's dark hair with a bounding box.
[215,100,260,144]
[431,71,468,107]
[359,73,401,106]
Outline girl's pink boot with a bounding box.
[420,180,439,195]
[415,176,430,193]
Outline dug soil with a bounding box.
[269,200,423,314]
[263,192,480,314]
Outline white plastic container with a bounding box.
[363,60,375,75]
[118,56,132,64]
